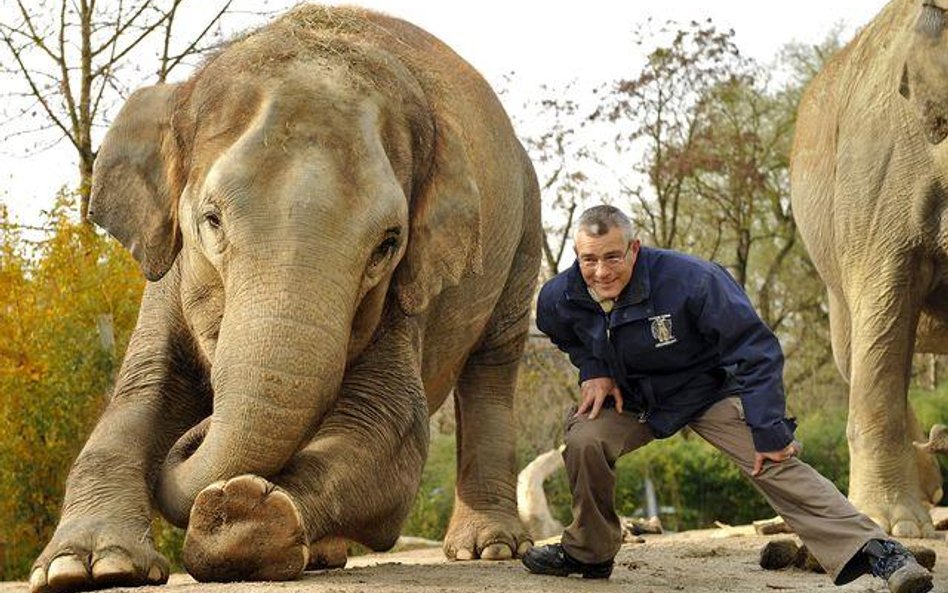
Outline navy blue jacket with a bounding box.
[536,247,796,452]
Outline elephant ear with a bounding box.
[89,83,182,281]
[395,113,483,315]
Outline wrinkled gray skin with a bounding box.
[30,5,540,591]
[791,0,948,538]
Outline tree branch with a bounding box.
[161,0,233,79]
[0,30,77,149]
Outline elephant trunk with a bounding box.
[156,272,352,527]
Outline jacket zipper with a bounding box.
[605,308,650,424]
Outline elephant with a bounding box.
[790,0,948,538]
[29,4,541,591]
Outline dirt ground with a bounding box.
[3,529,947,593]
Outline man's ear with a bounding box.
[630,238,641,256]
[89,84,182,281]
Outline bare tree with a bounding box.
[0,0,240,221]
[594,19,743,250]
[504,77,602,278]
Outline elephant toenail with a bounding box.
[455,549,474,560]
[47,556,89,587]
[91,555,134,579]
[29,568,46,592]
[481,543,512,560]
[148,564,165,583]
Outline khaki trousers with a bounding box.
[560,397,886,584]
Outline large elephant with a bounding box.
[29,5,540,591]
[791,0,948,538]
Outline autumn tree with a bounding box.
[585,21,850,407]
[684,71,836,397]
[0,0,239,221]
[594,19,745,250]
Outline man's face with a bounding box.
[575,227,639,300]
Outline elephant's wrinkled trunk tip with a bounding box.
[155,301,350,527]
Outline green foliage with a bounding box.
[0,195,144,579]
[401,433,456,540]
[793,406,850,493]
[152,520,186,572]
[909,383,948,428]
[612,435,752,529]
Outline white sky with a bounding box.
[0,0,884,227]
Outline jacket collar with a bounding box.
[565,247,652,308]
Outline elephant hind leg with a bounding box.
[447,336,532,562]
[183,475,309,582]
[445,232,538,561]
[845,263,938,538]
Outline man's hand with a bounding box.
[576,377,623,420]
[752,441,801,476]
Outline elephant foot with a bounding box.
[30,517,168,593]
[183,474,309,582]
[443,504,532,560]
[307,536,348,570]
[855,495,937,539]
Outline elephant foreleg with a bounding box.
[30,275,212,593]
[180,314,429,582]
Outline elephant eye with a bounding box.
[377,236,398,255]
[369,228,401,268]
[203,210,222,230]
[198,206,227,254]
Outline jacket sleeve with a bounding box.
[536,285,611,384]
[690,265,795,452]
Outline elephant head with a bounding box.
[89,41,483,526]
[900,0,948,144]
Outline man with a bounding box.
[522,205,932,593]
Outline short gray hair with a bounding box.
[574,205,634,243]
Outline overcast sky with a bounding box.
[0,0,885,227]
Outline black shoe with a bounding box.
[521,543,613,579]
[863,539,933,593]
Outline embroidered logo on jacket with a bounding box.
[649,314,677,348]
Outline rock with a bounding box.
[906,545,936,571]
[760,540,934,574]
[759,539,799,570]
[795,545,825,573]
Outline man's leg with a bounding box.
[688,397,885,583]
[560,406,653,564]
[522,406,652,578]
